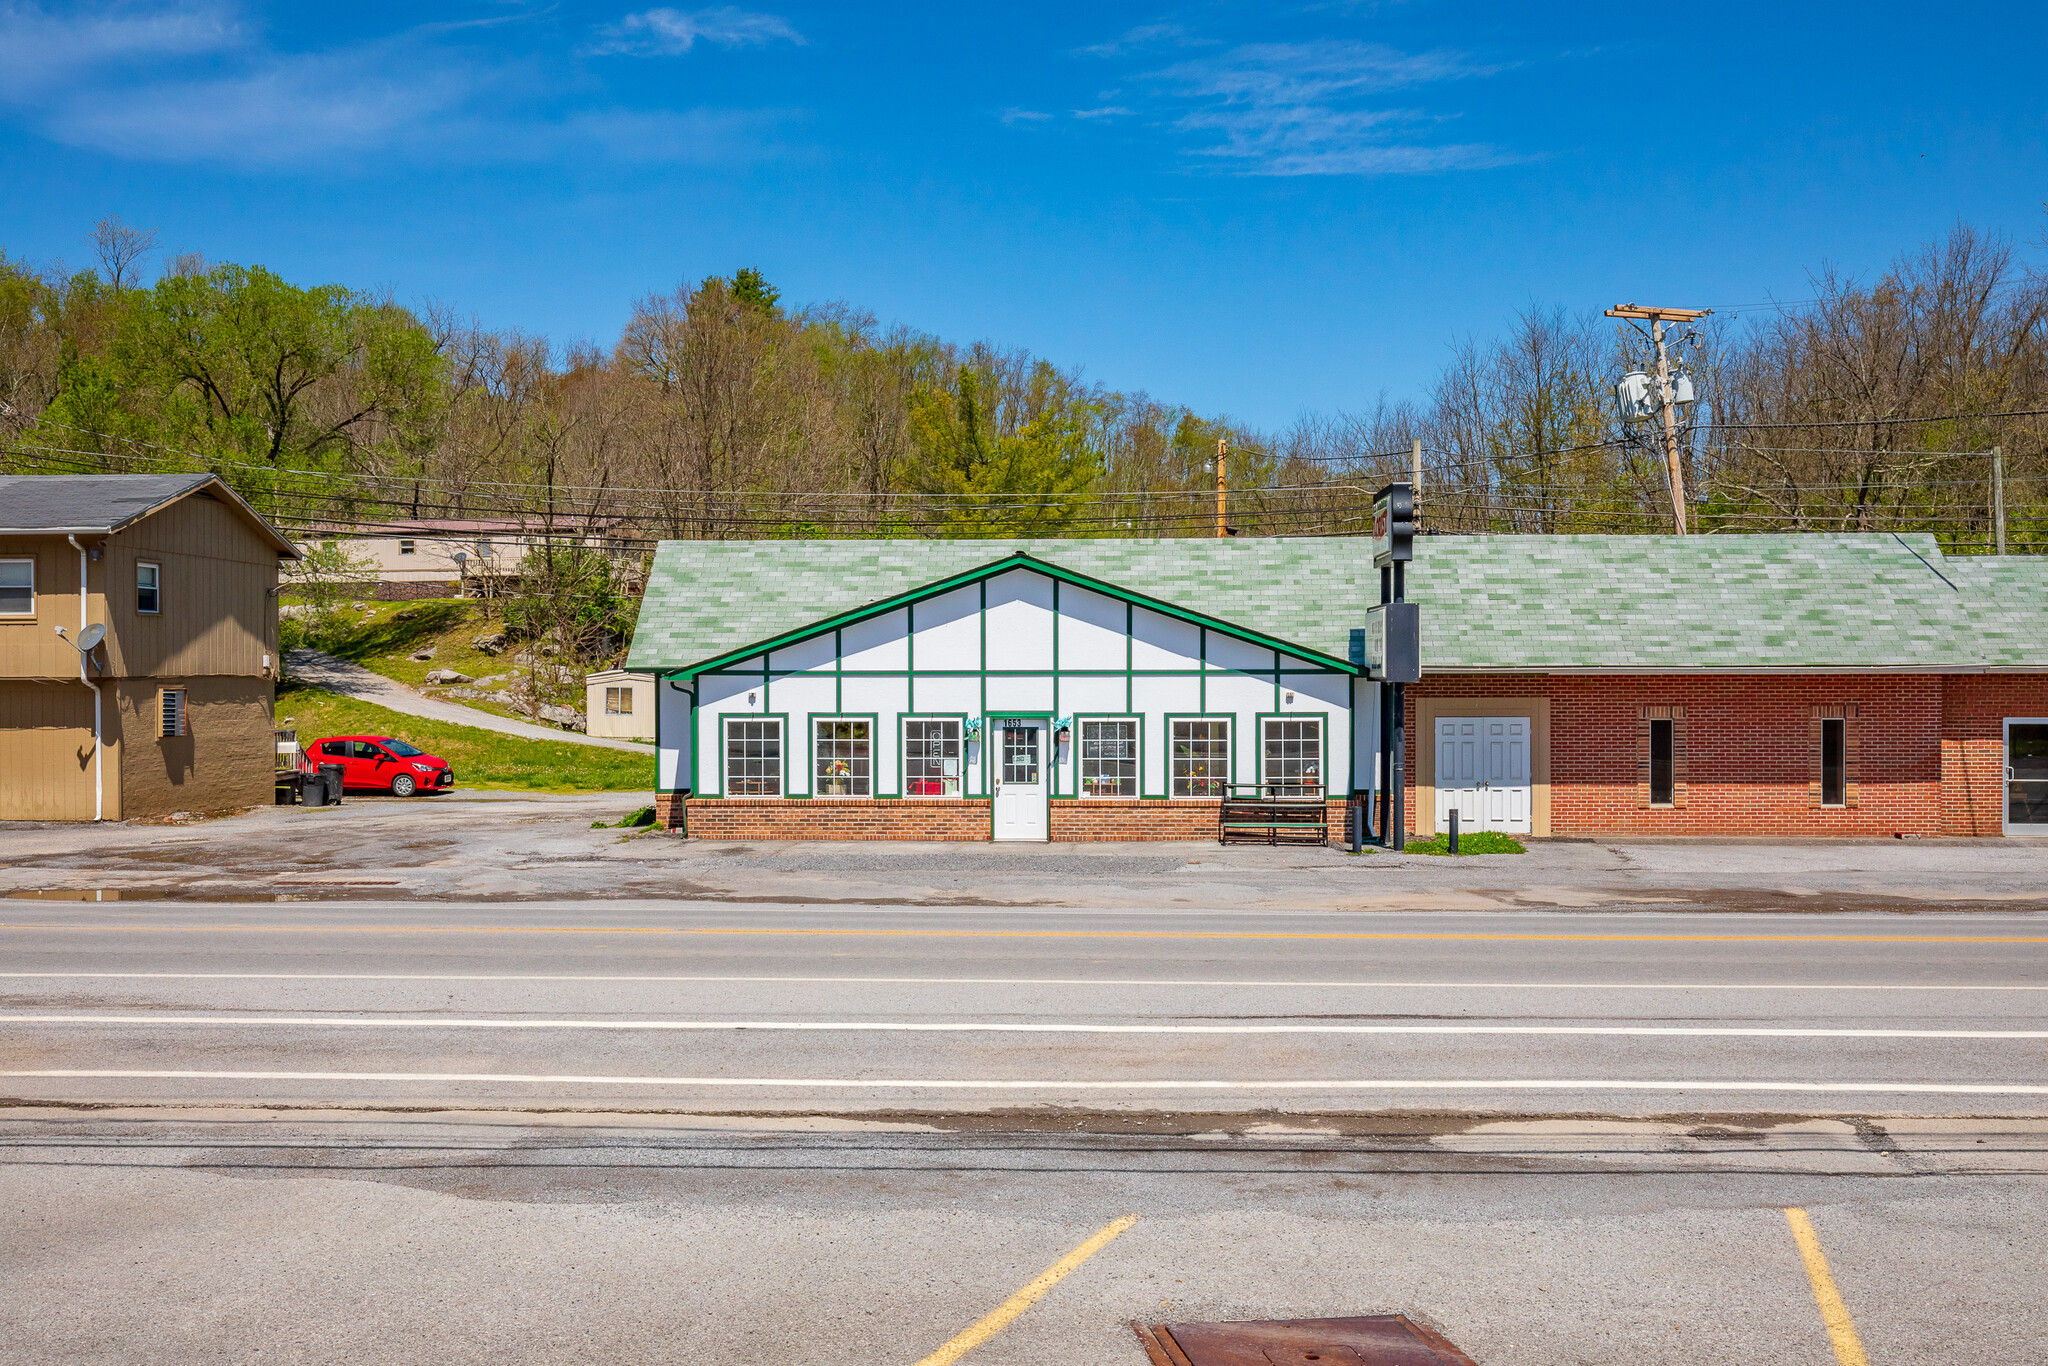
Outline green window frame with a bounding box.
[1261,715,1325,796]
[1078,717,1139,797]
[903,717,963,798]
[725,717,784,796]
[1171,717,1231,798]
[813,717,872,797]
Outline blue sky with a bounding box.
[3,2,2046,428]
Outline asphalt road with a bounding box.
[4,900,2047,1363]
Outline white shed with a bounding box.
[584,669,656,740]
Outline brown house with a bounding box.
[0,474,298,821]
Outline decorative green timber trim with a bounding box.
[670,551,1365,678]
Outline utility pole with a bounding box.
[1215,437,1227,538]
[1992,445,2007,555]
[1411,438,1423,494]
[1606,303,1712,535]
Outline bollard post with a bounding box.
[1449,808,1460,855]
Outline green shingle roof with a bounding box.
[625,534,2048,674]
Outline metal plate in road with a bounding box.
[1139,1315,1477,1366]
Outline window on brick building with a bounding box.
[904,719,961,797]
[725,718,782,796]
[1638,705,1685,807]
[1820,719,1845,805]
[1810,704,1858,808]
[1262,717,1323,796]
[814,719,871,797]
[1171,719,1230,797]
[1079,719,1138,797]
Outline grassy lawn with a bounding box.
[284,598,589,729]
[276,681,655,793]
[1403,830,1527,856]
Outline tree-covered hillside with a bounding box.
[4,217,2043,551]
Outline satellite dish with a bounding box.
[77,623,107,652]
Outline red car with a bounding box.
[310,735,455,796]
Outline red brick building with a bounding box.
[624,534,2048,841]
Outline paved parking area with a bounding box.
[5,791,2048,910]
[5,1107,2043,1365]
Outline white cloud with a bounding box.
[998,107,1052,126]
[1071,105,1134,120]
[0,1,241,92]
[0,1,797,170]
[1144,39,1517,176]
[1077,22,1197,59]
[592,6,802,57]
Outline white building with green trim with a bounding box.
[626,533,2048,842]
[627,540,1374,841]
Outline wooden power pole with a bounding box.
[1216,437,1227,538]
[1606,302,1712,534]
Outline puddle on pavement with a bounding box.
[5,887,176,901]
[3,886,414,903]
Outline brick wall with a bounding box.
[1051,798,1345,843]
[1407,674,1946,837]
[674,797,993,840]
[1940,674,2048,836]
[659,795,1345,842]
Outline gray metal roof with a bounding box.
[625,533,2048,675]
[0,473,298,554]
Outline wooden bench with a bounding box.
[1218,786,1329,846]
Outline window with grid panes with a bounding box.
[724,718,782,795]
[1262,717,1322,795]
[1001,725,1040,784]
[814,719,871,797]
[1171,719,1230,797]
[1079,719,1138,797]
[904,719,962,797]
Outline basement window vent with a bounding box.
[159,688,187,739]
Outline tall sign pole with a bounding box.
[1369,484,1418,849]
[1606,303,1711,535]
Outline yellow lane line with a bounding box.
[1,923,2043,944]
[1784,1208,1871,1366]
[910,1214,1138,1366]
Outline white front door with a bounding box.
[992,720,1049,841]
[1435,716,1532,834]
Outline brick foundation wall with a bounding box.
[1407,674,1947,837]
[674,797,994,840]
[656,794,1347,842]
[1941,674,2048,836]
[1050,798,1345,843]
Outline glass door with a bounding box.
[2008,720,2048,835]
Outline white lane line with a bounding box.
[3,973,2045,992]
[6,1070,2048,1095]
[6,1014,2047,1038]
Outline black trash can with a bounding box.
[299,769,329,806]
[319,763,345,806]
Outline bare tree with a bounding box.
[90,216,159,292]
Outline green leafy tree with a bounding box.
[907,363,1103,535]
[730,267,781,315]
[279,539,378,654]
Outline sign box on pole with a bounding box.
[1366,602,1419,683]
